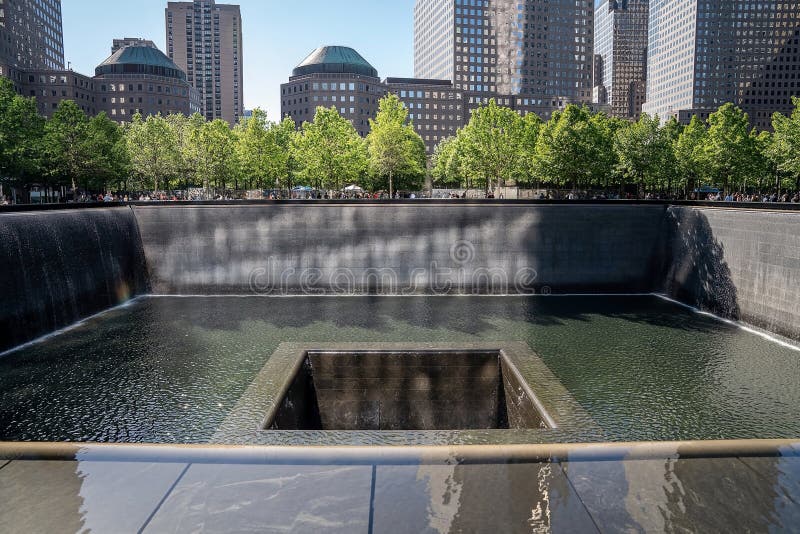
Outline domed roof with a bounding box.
[95,45,187,81]
[293,46,378,78]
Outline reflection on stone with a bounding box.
[0,460,186,533]
[145,463,372,533]
[373,462,597,533]
[564,457,800,532]
[417,464,462,533]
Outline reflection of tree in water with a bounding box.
[665,208,740,319]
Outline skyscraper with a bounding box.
[643,0,800,130]
[413,0,594,119]
[165,0,243,125]
[593,0,649,120]
[414,0,455,82]
[0,0,64,71]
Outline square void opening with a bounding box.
[265,350,552,431]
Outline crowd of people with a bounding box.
[703,191,800,203]
[2,188,800,205]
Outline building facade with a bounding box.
[166,0,243,125]
[94,43,201,120]
[3,41,200,121]
[282,46,383,137]
[0,0,64,70]
[643,0,800,130]
[413,0,594,120]
[593,0,649,120]
[385,78,464,149]
[2,66,97,117]
[112,38,157,54]
[281,46,465,154]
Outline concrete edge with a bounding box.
[213,342,595,443]
[0,439,798,465]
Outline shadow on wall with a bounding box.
[132,204,669,296]
[522,205,669,294]
[664,208,740,319]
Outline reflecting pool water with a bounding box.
[0,295,798,443]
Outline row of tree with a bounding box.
[432,98,800,196]
[1,78,426,200]
[0,78,127,201]
[3,73,800,200]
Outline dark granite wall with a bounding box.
[664,206,800,341]
[2,203,799,353]
[131,204,669,295]
[0,207,149,352]
[269,351,547,431]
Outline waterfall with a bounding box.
[0,207,149,353]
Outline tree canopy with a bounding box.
[293,106,367,191]
[3,82,800,202]
[365,94,426,196]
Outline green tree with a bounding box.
[0,78,45,196]
[431,136,465,188]
[235,110,297,192]
[770,97,800,193]
[82,112,128,192]
[457,99,526,193]
[366,94,425,196]
[534,105,614,190]
[293,106,367,191]
[44,100,93,198]
[235,108,272,190]
[519,112,543,187]
[704,103,757,194]
[167,112,205,191]
[674,115,708,196]
[188,119,238,194]
[270,117,298,190]
[614,113,673,194]
[590,112,619,190]
[746,130,777,195]
[125,113,180,193]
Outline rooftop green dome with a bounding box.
[95,45,186,81]
[293,46,378,78]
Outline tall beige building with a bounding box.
[165,0,243,125]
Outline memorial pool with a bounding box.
[1,294,798,444]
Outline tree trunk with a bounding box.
[389,170,394,199]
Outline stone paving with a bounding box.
[2,452,800,533]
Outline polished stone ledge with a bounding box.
[1,439,799,465]
[2,448,800,533]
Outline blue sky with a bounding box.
[63,0,416,120]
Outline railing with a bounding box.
[0,439,797,465]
